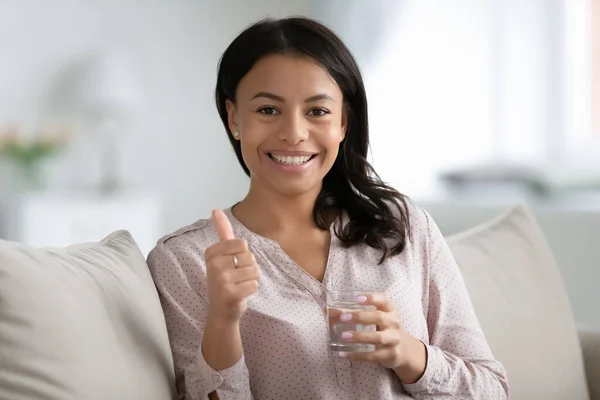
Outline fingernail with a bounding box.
[338,352,348,358]
[356,295,368,303]
[341,332,353,340]
[340,313,352,322]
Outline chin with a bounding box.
[266,178,323,198]
[275,184,320,198]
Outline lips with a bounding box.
[268,153,315,165]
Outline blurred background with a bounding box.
[0,0,598,326]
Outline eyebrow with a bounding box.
[305,94,334,103]
[251,92,335,103]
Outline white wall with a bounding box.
[0,0,310,234]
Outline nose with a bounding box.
[277,111,308,145]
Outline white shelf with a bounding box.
[0,190,162,257]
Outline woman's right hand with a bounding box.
[204,209,260,324]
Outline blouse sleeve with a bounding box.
[147,239,253,400]
[402,210,510,399]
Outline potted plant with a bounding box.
[0,125,73,192]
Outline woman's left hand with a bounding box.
[334,292,428,383]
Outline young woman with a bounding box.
[147,16,509,400]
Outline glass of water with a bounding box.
[327,290,377,352]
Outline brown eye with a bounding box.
[308,108,329,116]
[258,107,279,115]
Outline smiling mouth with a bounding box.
[268,153,317,166]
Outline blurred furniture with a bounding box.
[52,52,142,193]
[0,190,161,257]
[416,190,600,330]
[74,54,142,193]
[0,204,598,399]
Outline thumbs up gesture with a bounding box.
[204,209,260,323]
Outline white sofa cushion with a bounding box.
[446,204,589,400]
[0,231,176,400]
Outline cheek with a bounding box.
[320,114,344,145]
[320,136,342,170]
[239,137,262,167]
[238,132,271,174]
[237,113,256,137]
[322,128,343,152]
[241,111,280,138]
[238,114,269,152]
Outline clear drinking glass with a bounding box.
[326,290,377,352]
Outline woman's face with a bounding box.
[226,54,347,198]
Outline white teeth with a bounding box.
[270,154,312,165]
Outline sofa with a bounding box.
[0,204,598,399]
[443,205,599,400]
[417,197,600,330]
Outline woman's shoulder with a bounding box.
[385,198,435,242]
[397,200,450,263]
[406,201,436,239]
[146,216,220,302]
[147,215,220,263]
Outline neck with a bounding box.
[232,181,323,237]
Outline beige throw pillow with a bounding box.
[0,231,176,400]
[446,205,589,400]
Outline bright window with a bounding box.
[564,0,600,168]
[365,0,600,197]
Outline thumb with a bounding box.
[212,209,235,242]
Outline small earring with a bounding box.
[233,131,240,138]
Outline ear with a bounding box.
[225,99,239,138]
[340,107,348,142]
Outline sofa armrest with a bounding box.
[579,329,600,400]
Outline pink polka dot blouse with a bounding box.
[147,205,509,399]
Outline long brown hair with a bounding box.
[215,17,411,262]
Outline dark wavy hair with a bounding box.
[215,16,411,262]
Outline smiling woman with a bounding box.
[215,21,412,259]
[147,16,509,400]
[224,54,346,197]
